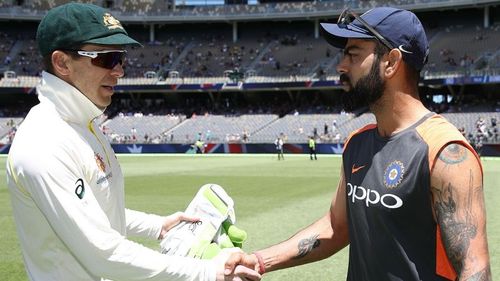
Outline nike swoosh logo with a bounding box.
[398,45,413,54]
[352,164,365,174]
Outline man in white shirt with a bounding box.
[6,3,260,281]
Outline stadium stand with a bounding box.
[0,1,499,155]
[250,113,348,143]
[166,114,278,143]
[1,8,498,79]
[0,117,22,143]
[0,0,14,8]
[426,24,500,72]
[102,113,186,143]
[442,112,500,144]
[26,0,102,11]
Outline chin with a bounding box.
[97,100,112,109]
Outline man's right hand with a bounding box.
[223,252,260,279]
[214,249,261,281]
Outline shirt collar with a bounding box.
[37,71,104,125]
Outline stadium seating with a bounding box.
[426,24,500,73]
[1,12,499,78]
[442,112,500,143]
[102,114,186,143]
[26,0,101,11]
[164,114,278,143]
[250,114,345,143]
[0,117,22,143]
[0,1,499,149]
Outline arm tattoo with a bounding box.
[293,234,320,259]
[432,170,478,275]
[464,266,491,281]
[438,143,467,165]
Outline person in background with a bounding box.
[5,3,260,281]
[225,7,490,281]
[308,136,317,160]
[195,138,206,154]
[274,136,284,160]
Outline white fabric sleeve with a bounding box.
[125,209,164,239]
[11,146,216,281]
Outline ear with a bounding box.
[51,51,72,76]
[383,49,403,79]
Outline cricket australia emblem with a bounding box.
[103,13,123,30]
[94,152,106,172]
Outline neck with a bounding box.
[371,88,430,137]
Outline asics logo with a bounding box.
[398,45,413,54]
[75,178,85,199]
[351,164,365,174]
[347,183,403,209]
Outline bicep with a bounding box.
[430,142,491,279]
[329,163,349,248]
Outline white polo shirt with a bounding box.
[6,72,215,281]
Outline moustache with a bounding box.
[339,73,350,84]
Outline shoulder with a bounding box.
[432,142,482,185]
[343,123,376,151]
[415,114,464,146]
[10,111,88,176]
[415,114,479,172]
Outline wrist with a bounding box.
[253,251,265,275]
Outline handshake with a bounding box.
[160,184,264,281]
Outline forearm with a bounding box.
[454,218,491,281]
[256,211,348,272]
[125,208,164,239]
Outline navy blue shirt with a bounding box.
[343,113,475,281]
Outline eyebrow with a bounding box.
[343,45,362,55]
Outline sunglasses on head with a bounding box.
[64,49,127,69]
[337,8,394,51]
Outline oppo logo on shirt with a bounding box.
[347,183,403,209]
[75,178,85,199]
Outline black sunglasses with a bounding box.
[337,8,394,51]
[64,49,126,70]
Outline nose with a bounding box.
[336,55,348,75]
[111,62,125,78]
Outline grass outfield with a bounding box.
[0,154,498,280]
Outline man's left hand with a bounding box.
[159,211,200,239]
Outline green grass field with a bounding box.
[0,154,499,280]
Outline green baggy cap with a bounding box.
[36,2,141,56]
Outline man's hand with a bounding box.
[215,248,261,281]
[223,251,260,278]
[159,211,200,239]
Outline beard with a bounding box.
[339,56,385,112]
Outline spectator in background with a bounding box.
[332,119,337,133]
[5,3,260,281]
[458,126,466,138]
[242,130,249,143]
[206,129,212,142]
[334,132,341,144]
